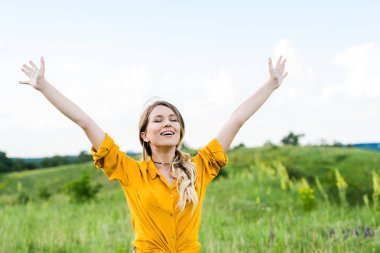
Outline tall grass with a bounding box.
[1,146,380,252]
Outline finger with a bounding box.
[19,81,29,85]
[29,61,38,70]
[283,72,288,79]
[281,58,287,66]
[268,58,274,72]
[280,59,287,72]
[276,56,282,67]
[21,67,31,73]
[21,68,31,76]
[23,64,33,72]
[40,56,45,73]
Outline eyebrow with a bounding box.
[153,114,177,118]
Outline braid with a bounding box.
[171,150,198,214]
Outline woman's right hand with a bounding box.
[19,57,46,91]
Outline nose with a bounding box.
[162,118,173,127]
[164,122,172,128]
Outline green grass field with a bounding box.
[1,146,379,252]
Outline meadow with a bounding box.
[0,145,379,253]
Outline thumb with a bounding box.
[268,57,274,73]
[40,56,45,74]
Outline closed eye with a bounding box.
[153,119,176,122]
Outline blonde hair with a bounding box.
[139,101,198,213]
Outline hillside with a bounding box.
[1,145,379,205]
[1,145,380,252]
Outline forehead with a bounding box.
[149,105,176,117]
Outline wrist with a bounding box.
[264,79,278,91]
[37,78,49,92]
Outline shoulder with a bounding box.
[193,138,228,166]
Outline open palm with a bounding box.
[268,56,288,89]
[19,57,46,90]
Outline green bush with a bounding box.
[37,186,52,200]
[16,181,30,205]
[17,191,30,204]
[63,173,102,203]
[298,178,317,211]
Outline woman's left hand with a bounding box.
[268,56,288,90]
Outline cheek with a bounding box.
[146,124,161,137]
[174,122,180,130]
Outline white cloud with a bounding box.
[263,40,380,146]
[311,43,380,144]
[0,110,10,120]
[272,39,317,101]
[180,69,235,113]
[273,39,302,78]
[3,40,380,157]
[322,43,380,100]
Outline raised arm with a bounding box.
[20,57,105,150]
[216,56,288,151]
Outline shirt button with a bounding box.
[172,236,175,239]
[170,194,173,198]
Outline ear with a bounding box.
[141,132,149,142]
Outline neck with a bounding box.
[150,146,176,164]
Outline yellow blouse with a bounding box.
[91,133,228,253]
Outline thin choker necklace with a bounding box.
[152,161,172,166]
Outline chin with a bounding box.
[158,139,180,148]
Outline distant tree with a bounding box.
[10,159,37,172]
[25,162,37,170]
[0,151,13,173]
[281,131,305,146]
[264,140,278,149]
[319,139,329,147]
[40,155,69,168]
[11,159,26,171]
[230,143,246,151]
[75,150,93,163]
[234,143,246,149]
[332,141,343,147]
[264,140,273,146]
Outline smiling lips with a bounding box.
[160,131,175,136]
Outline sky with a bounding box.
[1,0,379,158]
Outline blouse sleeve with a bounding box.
[91,133,138,186]
[193,138,228,186]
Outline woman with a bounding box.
[20,56,287,253]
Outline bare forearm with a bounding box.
[232,80,276,126]
[39,80,91,129]
[216,57,287,152]
[217,80,276,151]
[20,57,106,150]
